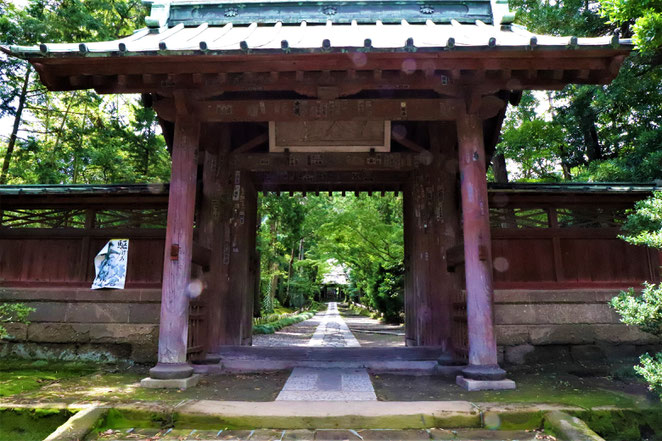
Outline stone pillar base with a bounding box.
[141,374,200,390]
[456,375,516,391]
[149,362,194,379]
[462,364,507,381]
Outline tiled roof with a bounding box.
[0,182,656,197]
[6,21,629,59]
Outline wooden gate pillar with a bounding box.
[226,167,258,346]
[149,113,200,381]
[199,123,231,358]
[456,108,512,387]
[403,122,461,352]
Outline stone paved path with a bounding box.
[276,302,376,401]
[252,311,324,347]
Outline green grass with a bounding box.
[0,408,73,441]
[0,359,98,398]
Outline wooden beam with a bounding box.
[232,132,268,154]
[230,152,422,172]
[154,98,464,122]
[392,135,427,153]
[154,96,506,123]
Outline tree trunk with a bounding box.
[0,66,31,184]
[492,153,509,183]
[285,246,295,303]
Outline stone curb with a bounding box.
[43,406,108,441]
[544,410,605,441]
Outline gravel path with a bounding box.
[252,310,325,347]
[339,305,405,347]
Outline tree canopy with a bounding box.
[0,0,169,185]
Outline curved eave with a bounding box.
[1,22,633,94]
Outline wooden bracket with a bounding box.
[466,91,482,115]
[170,244,180,260]
[173,89,192,116]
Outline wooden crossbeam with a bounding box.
[153,97,506,123]
[232,133,269,153]
[231,152,422,172]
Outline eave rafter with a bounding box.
[29,51,628,98]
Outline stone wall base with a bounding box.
[500,343,662,366]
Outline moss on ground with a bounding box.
[2,363,289,404]
[484,410,545,430]
[0,407,73,441]
[372,369,655,409]
[573,409,662,441]
[0,359,98,398]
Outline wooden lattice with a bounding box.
[0,208,167,229]
[489,207,549,229]
[95,209,167,229]
[451,288,468,361]
[187,299,206,361]
[0,208,87,228]
[556,207,627,228]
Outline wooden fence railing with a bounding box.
[1,184,659,290]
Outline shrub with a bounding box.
[610,191,662,397]
[0,303,35,339]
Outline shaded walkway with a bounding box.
[277,302,377,401]
[339,304,405,347]
[252,311,325,347]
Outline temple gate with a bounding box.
[2,0,634,388]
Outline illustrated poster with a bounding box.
[91,239,129,290]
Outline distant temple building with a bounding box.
[1,0,659,389]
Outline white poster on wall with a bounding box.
[91,239,129,290]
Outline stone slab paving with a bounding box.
[277,302,375,401]
[277,368,377,401]
[90,428,544,440]
[308,303,360,348]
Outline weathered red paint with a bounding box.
[457,110,498,367]
[157,115,200,364]
[403,122,461,349]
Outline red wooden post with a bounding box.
[149,113,200,380]
[456,108,506,381]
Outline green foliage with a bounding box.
[634,353,662,397]
[0,0,169,185]
[620,191,662,249]
[256,193,404,321]
[611,283,662,336]
[600,0,662,53]
[611,192,662,398]
[496,0,662,183]
[0,303,34,339]
[252,311,316,335]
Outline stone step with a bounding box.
[90,428,547,440]
[196,359,452,375]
